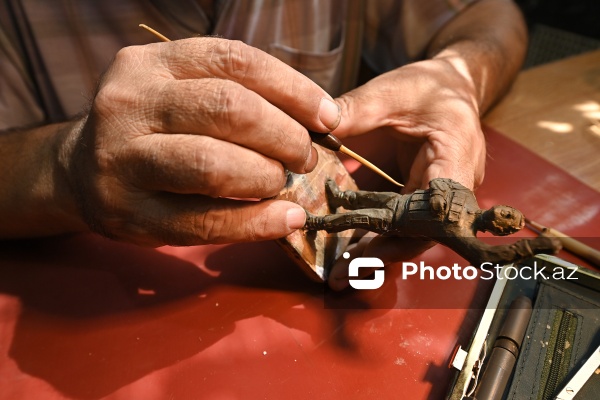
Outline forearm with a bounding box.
[427,0,528,114]
[0,121,87,238]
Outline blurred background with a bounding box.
[514,0,600,68]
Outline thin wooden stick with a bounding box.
[340,146,404,187]
[139,24,171,42]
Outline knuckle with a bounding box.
[191,145,212,192]
[275,114,307,150]
[113,45,142,66]
[95,45,161,123]
[273,130,307,171]
[94,83,130,118]
[187,139,222,197]
[212,39,252,82]
[295,129,314,168]
[156,81,190,132]
[261,165,287,197]
[193,211,229,243]
[270,128,292,158]
[212,82,244,132]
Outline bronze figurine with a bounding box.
[305,178,561,266]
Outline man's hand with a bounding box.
[64,38,345,246]
[325,0,527,290]
[2,37,342,245]
[327,58,486,290]
[334,56,486,193]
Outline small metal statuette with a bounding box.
[305,178,561,266]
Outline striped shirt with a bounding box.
[0,0,476,130]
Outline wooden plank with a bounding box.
[484,50,600,191]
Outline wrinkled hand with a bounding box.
[327,56,486,290]
[61,38,341,246]
[335,56,486,192]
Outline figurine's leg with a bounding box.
[326,179,399,210]
[305,209,393,234]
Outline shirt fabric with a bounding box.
[0,0,476,130]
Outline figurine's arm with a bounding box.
[428,178,472,219]
[439,236,562,267]
[428,178,455,192]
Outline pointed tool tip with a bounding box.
[339,145,404,188]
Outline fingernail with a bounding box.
[303,146,318,172]
[286,207,306,230]
[318,98,341,130]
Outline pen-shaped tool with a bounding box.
[526,218,600,268]
[308,131,403,187]
[139,24,404,188]
[473,295,532,400]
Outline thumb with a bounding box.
[204,200,307,242]
[333,89,386,139]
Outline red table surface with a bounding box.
[1,128,599,400]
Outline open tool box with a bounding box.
[447,255,600,400]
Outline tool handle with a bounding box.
[308,131,342,152]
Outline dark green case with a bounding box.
[448,255,600,400]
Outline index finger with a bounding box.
[152,38,342,132]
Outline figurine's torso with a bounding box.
[391,180,480,238]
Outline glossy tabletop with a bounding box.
[2,53,600,400]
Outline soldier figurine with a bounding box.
[305,178,561,266]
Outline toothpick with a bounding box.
[339,146,404,187]
[139,24,171,42]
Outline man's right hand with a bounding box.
[58,38,341,246]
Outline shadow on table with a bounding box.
[0,234,393,399]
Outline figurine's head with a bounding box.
[480,205,524,236]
